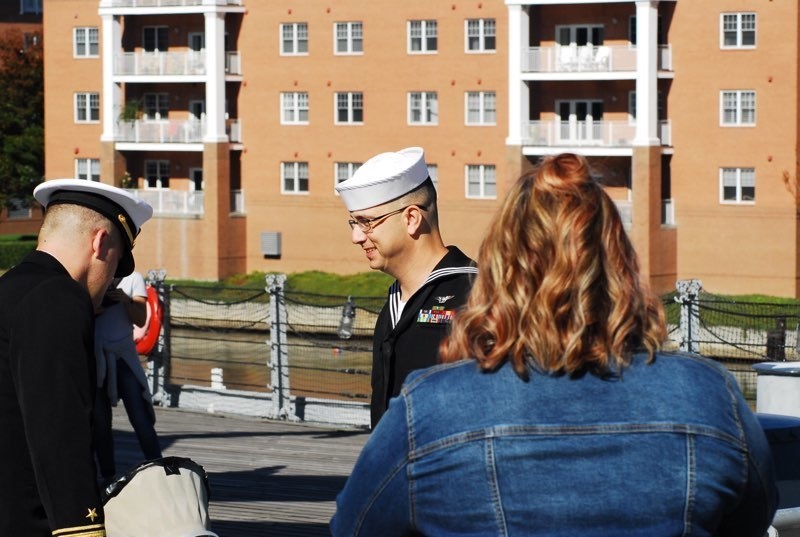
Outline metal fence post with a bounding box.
[266,274,296,420]
[147,268,171,407]
[675,279,702,353]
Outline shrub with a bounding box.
[0,235,36,269]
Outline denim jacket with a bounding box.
[331,352,777,536]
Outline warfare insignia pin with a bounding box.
[435,295,455,304]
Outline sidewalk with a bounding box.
[110,406,369,536]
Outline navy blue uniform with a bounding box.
[0,251,105,536]
[371,246,476,427]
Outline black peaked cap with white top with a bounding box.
[34,179,153,277]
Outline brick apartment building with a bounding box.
[4,0,798,296]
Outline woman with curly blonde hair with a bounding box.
[332,153,776,537]
[441,151,664,375]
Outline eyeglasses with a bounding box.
[348,204,426,233]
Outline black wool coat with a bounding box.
[0,250,104,537]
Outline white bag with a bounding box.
[103,457,218,537]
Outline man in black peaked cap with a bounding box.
[0,179,152,537]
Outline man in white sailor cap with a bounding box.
[0,179,152,537]
[336,147,477,427]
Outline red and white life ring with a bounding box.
[133,285,163,356]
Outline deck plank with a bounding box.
[109,406,369,536]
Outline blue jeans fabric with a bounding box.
[331,352,777,536]
[93,359,162,478]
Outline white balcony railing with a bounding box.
[662,198,675,226]
[124,189,245,216]
[114,51,241,76]
[225,52,241,75]
[522,44,672,74]
[103,0,242,7]
[126,189,204,216]
[523,120,672,148]
[615,200,632,227]
[610,199,676,227]
[226,119,242,143]
[230,189,244,213]
[116,119,204,143]
[115,119,241,144]
[115,51,205,76]
[659,120,672,146]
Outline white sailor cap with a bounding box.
[335,147,430,211]
[34,179,154,277]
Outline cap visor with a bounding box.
[115,250,134,277]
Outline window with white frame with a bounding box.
[281,92,309,124]
[74,92,99,123]
[466,164,496,199]
[143,93,169,121]
[74,27,99,58]
[720,167,755,203]
[558,24,604,47]
[20,0,42,14]
[627,91,666,122]
[145,160,170,189]
[408,92,438,125]
[335,22,363,54]
[190,168,204,191]
[466,19,496,52]
[335,92,363,124]
[75,158,100,182]
[427,164,438,189]
[628,16,665,46]
[721,13,756,48]
[335,162,361,190]
[466,91,496,125]
[188,32,205,52]
[189,100,205,122]
[408,20,437,53]
[143,27,169,52]
[282,162,309,194]
[720,90,755,126]
[281,23,308,55]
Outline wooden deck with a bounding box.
[110,405,370,536]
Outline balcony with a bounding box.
[613,199,675,227]
[521,44,672,75]
[126,189,204,216]
[523,120,672,148]
[114,51,241,76]
[115,119,242,144]
[103,0,242,7]
[125,189,245,216]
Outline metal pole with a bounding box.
[266,274,295,420]
[146,268,170,406]
[675,279,702,354]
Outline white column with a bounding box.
[100,14,121,142]
[506,5,529,145]
[633,0,660,146]
[204,11,227,142]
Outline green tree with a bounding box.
[0,29,43,212]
